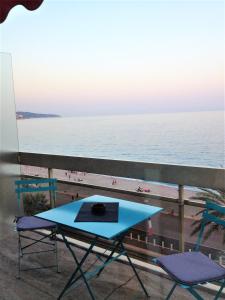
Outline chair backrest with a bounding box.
[15,178,57,213]
[195,201,225,251]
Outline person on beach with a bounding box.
[137,186,143,192]
[112,179,117,185]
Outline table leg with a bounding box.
[96,237,123,277]
[120,242,149,297]
[58,233,97,300]
[97,234,149,298]
[58,232,149,299]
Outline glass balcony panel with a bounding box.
[0,52,20,236]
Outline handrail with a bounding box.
[19,152,225,190]
[19,152,225,189]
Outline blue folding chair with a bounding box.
[155,201,225,300]
[15,178,59,278]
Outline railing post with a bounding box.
[178,184,185,252]
[48,168,55,208]
[17,153,21,164]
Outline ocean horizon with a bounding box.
[17,110,225,168]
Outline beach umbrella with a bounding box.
[0,0,44,24]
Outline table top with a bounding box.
[36,195,163,239]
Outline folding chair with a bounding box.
[15,178,59,278]
[155,201,225,300]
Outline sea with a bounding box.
[17,111,225,168]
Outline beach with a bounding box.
[21,165,197,201]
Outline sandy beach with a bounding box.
[21,165,197,201]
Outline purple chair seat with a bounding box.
[17,216,56,231]
[157,251,225,285]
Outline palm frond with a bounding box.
[203,224,219,242]
[199,188,222,197]
[190,188,225,244]
[190,223,202,236]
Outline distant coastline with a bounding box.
[16,111,61,120]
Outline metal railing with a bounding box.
[18,151,225,253]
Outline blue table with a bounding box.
[36,195,163,299]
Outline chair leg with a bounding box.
[54,231,59,273]
[17,232,22,279]
[165,283,177,300]
[187,287,204,300]
[214,280,225,300]
[17,229,59,277]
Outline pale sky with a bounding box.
[0,0,224,116]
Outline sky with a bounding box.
[0,0,224,117]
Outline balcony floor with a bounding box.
[0,229,213,300]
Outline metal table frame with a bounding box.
[58,230,149,300]
[36,195,162,299]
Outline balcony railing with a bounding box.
[18,151,225,259]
